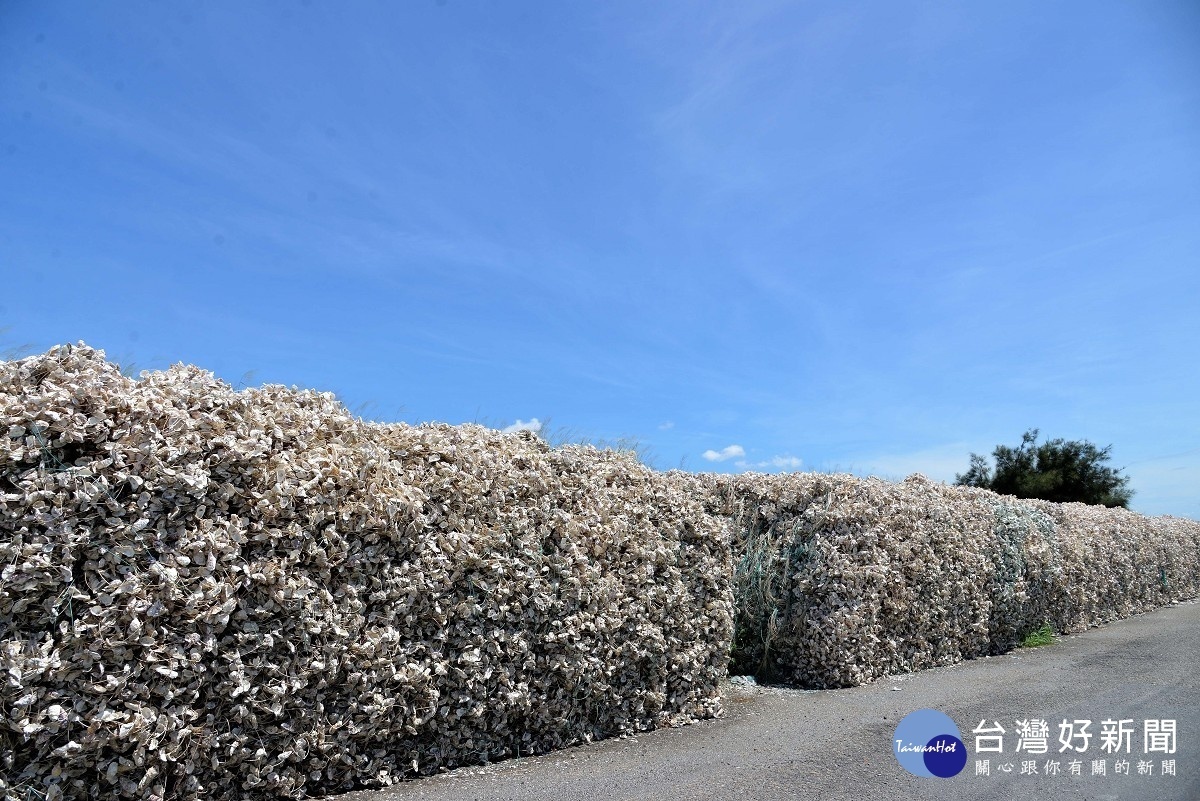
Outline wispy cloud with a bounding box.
[658,421,675,430]
[41,74,529,286]
[735,454,803,471]
[702,444,745,462]
[502,418,543,434]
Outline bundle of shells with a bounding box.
[0,345,733,801]
[711,471,1200,688]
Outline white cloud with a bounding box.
[765,455,803,470]
[702,444,745,462]
[734,455,804,472]
[658,421,675,430]
[502,418,543,435]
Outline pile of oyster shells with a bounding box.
[706,471,1200,688]
[1,345,733,800]
[3,344,1197,800]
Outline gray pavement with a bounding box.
[330,600,1200,801]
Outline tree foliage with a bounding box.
[955,429,1133,508]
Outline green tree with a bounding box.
[955,429,1133,508]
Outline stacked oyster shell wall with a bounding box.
[708,471,1200,688]
[3,344,1199,800]
[0,345,733,801]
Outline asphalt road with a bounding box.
[331,600,1200,801]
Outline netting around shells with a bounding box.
[709,472,1200,689]
[1,345,733,801]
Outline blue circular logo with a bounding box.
[893,709,967,778]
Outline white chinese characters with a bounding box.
[968,716,1180,781]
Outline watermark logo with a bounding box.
[893,708,968,778]
[970,717,1178,779]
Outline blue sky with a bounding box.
[2,1,1198,517]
